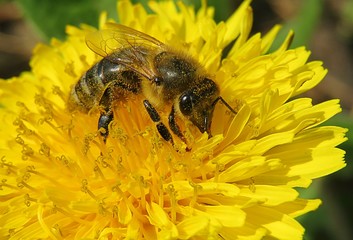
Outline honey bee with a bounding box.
[68,23,236,147]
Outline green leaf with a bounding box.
[15,0,236,41]
[15,0,116,41]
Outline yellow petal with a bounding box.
[274,198,322,218]
[196,204,246,228]
[224,0,252,47]
[246,206,304,239]
[177,216,211,239]
[239,185,299,206]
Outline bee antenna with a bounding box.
[213,97,237,114]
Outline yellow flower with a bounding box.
[0,0,347,239]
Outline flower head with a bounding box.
[0,0,347,239]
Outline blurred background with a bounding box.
[0,0,351,239]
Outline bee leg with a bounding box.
[98,87,114,143]
[169,107,191,151]
[98,110,114,143]
[143,100,174,146]
[168,106,187,143]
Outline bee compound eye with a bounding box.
[179,93,194,116]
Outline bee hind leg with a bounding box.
[98,86,115,143]
[143,100,174,146]
[98,110,114,143]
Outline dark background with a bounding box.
[0,0,352,239]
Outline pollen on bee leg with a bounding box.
[98,127,108,138]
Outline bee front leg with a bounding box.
[143,100,174,146]
[168,106,187,143]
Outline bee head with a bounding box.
[178,78,219,136]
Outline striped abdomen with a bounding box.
[68,58,141,113]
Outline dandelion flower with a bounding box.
[0,0,347,239]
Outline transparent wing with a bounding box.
[86,23,164,57]
[85,23,165,80]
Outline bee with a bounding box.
[68,23,236,147]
